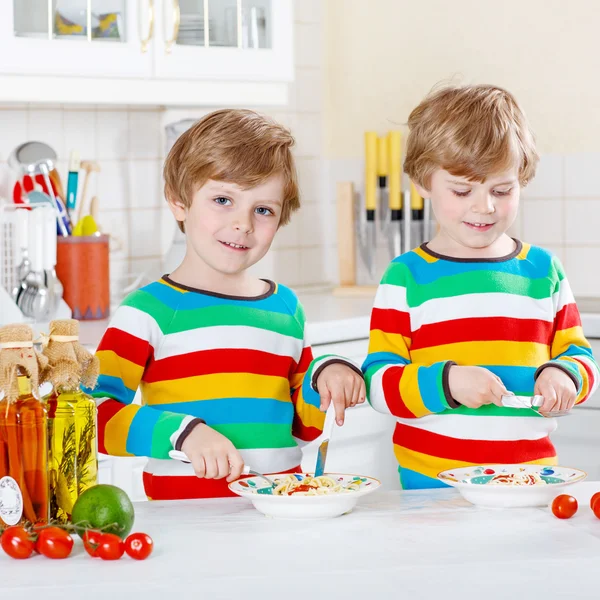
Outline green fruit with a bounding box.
[71,484,135,539]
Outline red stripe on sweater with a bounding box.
[393,422,556,464]
[97,399,126,455]
[577,357,595,403]
[555,303,582,332]
[142,465,301,500]
[370,308,411,337]
[412,317,553,350]
[382,366,417,418]
[144,348,293,383]
[97,327,153,367]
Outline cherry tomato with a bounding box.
[593,502,600,520]
[125,532,154,560]
[82,530,103,558]
[590,492,600,510]
[35,527,74,559]
[96,533,125,561]
[1,526,35,559]
[552,494,578,519]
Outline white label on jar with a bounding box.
[0,476,23,526]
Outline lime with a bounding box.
[71,484,135,539]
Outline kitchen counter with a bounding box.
[3,482,600,600]
[72,288,600,349]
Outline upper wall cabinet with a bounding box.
[0,0,293,106]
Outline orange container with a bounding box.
[56,235,110,320]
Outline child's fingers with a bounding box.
[357,379,366,404]
[203,455,218,479]
[192,455,207,479]
[349,380,361,408]
[331,386,346,425]
[538,383,558,413]
[227,452,245,483]
[215,454,230,480]
[489,378,507,406]
[319,383,332,412]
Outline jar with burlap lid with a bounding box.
[0,323,49,526]
[41,319,99,524]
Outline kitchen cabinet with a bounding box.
[0,0,154,78]
[0,0,292,106]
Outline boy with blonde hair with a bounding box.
[90,109,365,499]
[362,85,599,489]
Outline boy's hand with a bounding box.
[534,367,577,414]
[180,423,244,482]
[448,365,508,408]
[316,363,366,426]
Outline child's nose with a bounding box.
[471,194,495,214]
[232,212,253,233]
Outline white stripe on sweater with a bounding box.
[156,325,304,361]
[395,413,556,441]
[368,365,394,415]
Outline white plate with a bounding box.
[229,473,381,519]
[438,464,587,508]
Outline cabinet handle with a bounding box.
[139,0,155,53]
[164,0,181,54]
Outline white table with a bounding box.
[3,482,600,600]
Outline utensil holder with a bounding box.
[56,235,110,320]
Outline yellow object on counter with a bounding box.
[388,131,402,210]
[377,135,389,177]
[364,132,378,211]
[410,181,424,210]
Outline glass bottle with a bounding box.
[0,368,49,527]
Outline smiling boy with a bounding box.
[90,110,365,499]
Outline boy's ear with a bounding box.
[167,195,187,221]
[413,181,430,200]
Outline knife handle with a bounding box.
[365,132,377,211]
[410,181,424,210]
[377,135,389,179]
[388,131,402,210]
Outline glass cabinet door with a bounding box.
[156,0,290,81]
[14,0,128,43]
[0,0,153,77]
[173,0,272,49]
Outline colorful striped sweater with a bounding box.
[362,241,599,490]
[90,276,349,499]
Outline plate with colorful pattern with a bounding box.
[438,464,587,508]
[229,472,381,519]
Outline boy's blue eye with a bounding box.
[493,189,512,196]
[452,190,471,197]
[255,206,274,216]
[214,197,232,206]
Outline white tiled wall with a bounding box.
[519,153,600,298]
[0,3,332,305]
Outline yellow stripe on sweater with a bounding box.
[143,372,291,405]
[553,326,590,355]
[97,349,144,393]
[411,340,550,367]
[369,329,411,359]
[294,389,325,430]
[105,404,138,456]
[393,445,557,480]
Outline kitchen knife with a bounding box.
[364,132,378,278]
[377,134,389,231]
[501,394,544,409]
[410,182,424,249]
[387,131,402,258]
[314,405,336,477]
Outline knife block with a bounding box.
[333,181,378,297]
